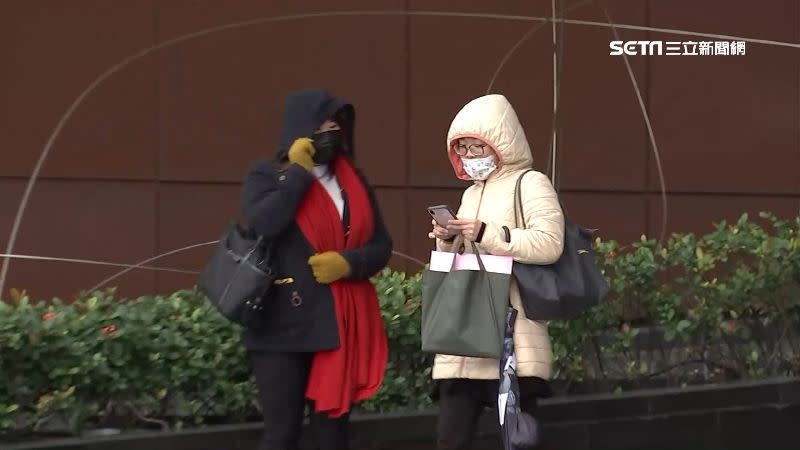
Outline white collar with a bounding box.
[312,165,330,179]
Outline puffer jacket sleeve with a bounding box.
[479,171,565,264]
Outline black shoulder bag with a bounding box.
[511,170,609,320]
[198,222,276,329]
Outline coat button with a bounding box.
[290,291,302,307]
[278,175,287,181]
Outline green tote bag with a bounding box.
[421,241,512,359]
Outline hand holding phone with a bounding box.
[427,205,457,239]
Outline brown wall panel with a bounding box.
[560,192,649,244]
[154,0,402,42]
[408,4,553,188]
[407,0,652,190]
[407,0,551,16]
[155,183,242,293]
[648,1,799,194]
[556,1,650,191]
[0,0,158,180]
[486,32,560,177]
[373,188,411,272]
[0,179,157,300]
[649,0,797,42]
[156,2,407,185]
[1,0,799,299]
[0,181,25,249]
[647,194,800,237]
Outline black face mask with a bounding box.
[312,130,345,165]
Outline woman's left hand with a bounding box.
[447,218,484,242]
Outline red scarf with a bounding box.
[295,156,388,418]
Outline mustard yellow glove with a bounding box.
[287,137,316,172]
[308,251,351,284]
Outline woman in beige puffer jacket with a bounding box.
[428,94,565,450]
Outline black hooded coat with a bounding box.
[239,89,392,352]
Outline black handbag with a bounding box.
[511,170,610,320]
[198,222,276,329]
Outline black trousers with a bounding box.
[435,379,542,450]
[249,351,349,450]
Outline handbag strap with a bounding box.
[240,227,276,275]
[513,169,569,230]
[447,237,502,345]
[446,234,465,271]
[469,241,501,344]
[445,235,489,273]
[513,169,535,229]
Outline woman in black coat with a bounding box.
[240,89,393,450]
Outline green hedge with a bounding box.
[1,212,798,435]
[0,271,427,435]
[551,212,800,386]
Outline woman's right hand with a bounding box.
[287,137,316,171]
[428,219,452,240]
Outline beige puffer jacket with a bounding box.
[432,94,565,381]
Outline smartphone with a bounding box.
[427,205,458,227]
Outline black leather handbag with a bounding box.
[198,222,276,329]
[511,170,610,320]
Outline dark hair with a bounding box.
[332,106,355,157]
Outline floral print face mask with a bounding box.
[461,155,498,180]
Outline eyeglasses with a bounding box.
[454,143,488,156]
